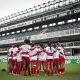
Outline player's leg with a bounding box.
[22,57,27,76]
[13,59,17,75]
[37,60,41,76]
[43,61,47,76]
[32,61,37,76]
[26,57,31,75]
[17,61,22,75]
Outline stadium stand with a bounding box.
[0,21,80,41]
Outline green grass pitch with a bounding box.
[0,63,80,80]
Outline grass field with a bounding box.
[0,63,80,80]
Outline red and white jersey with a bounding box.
[58,47,65,57]
[29,47,38,61]
[38,49,47,61]
[53,49,60,59]
[45,47,54,59]
[20,44,31,57]
[12,47,18,60]
[17,49,22,62]
[8,47,13,60]
[8,47,13,56]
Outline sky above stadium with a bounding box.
[0,0,52,18]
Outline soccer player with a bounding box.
[29,43,38,76]
[20,39,31,76]
[16,44,22,75]
[38,44,47,76]
[58,44,65,74]
[45,42,54,75]
[8,45,13,74]
[53,44,60,75]
[12,45,18,75]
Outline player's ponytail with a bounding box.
[48,42,52,51]
[40,43,44,49]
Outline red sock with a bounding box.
[23,67,26,76]
[33,66,37,74]
[44,69,46,74]
[61,68,63,73]
[62,68,65,73]
[63,68,65,72]
[8,64,12,73]
[51,70,53,74]
[31,66,35,74]
[58,68,61,73]
[47,69,51,75]
[17,63,19,74]
[18,63,22,74]
[13,66,17,74]
[33,67,35,74]
[9,67,11,73]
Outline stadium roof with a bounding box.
[0,0,79,26]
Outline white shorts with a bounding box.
[30,56,37,61]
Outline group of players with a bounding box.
[8,39,65,76]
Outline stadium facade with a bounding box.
[0,0,80,58]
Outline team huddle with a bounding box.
[8,39,65,76]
